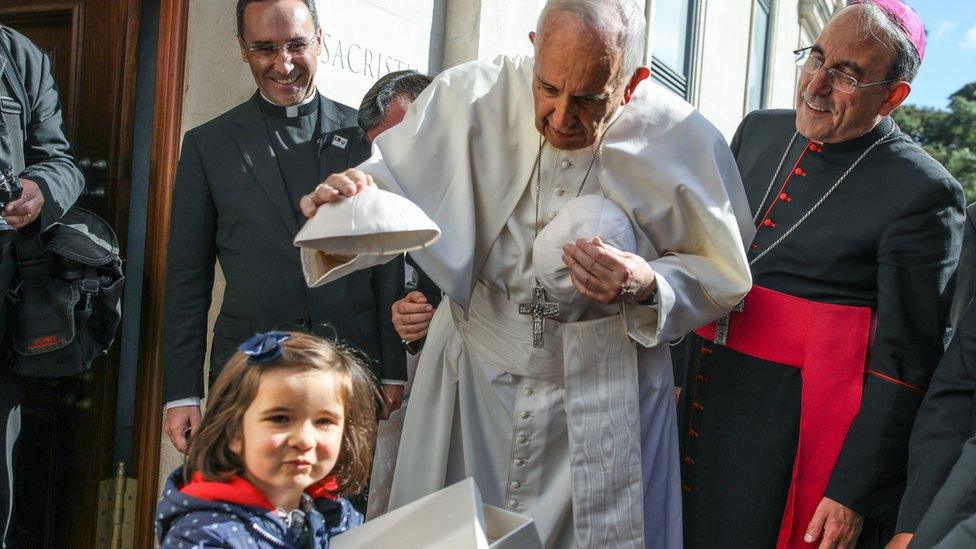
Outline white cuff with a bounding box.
[380,379,407,386]
[165,397,202,410]
[621,268,675,348]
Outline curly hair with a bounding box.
[184,332,379,496]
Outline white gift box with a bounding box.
[331,478,542,549]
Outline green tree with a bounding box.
[894,83,976,202]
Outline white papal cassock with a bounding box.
[301,55,754,548]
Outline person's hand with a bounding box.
[164,405,202,454]
[4,178,44,229]
[885,533,913,549]
[562,237,656,304]
[804,497,864,548]
[300,169,374,218]
[379,383,405,420]
[392,291,434,342]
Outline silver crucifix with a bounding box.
[519,284,560,349]
[713,299,745,346]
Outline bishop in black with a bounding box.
[677,3,964,548]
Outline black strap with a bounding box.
[13,233,46,277]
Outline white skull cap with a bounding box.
[294,186,440,255]
[532,195,637,320]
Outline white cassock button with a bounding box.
[547,211,556,220]
[520,411,532,419]
[509,500,519,509]
[511,481,521,489]
[554,188,565,196]
[515,458,527,466]
[525,388,535,396]
[561,159,572,169]
[517,436,528,444]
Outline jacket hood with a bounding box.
[156,467,342,543]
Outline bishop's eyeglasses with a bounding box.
[245,35,317,61]
[793,46,897,94]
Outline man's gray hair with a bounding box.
[358,70,434,133]
[535,0,646,81]
[849,1,921,83]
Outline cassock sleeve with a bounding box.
[614,111,754,348]
[895,302,976,533]
[824,179,965,525]
[161,131,218,402]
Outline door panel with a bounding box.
[0,0,138,546]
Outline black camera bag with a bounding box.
[4,207,123,376]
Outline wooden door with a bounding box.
[0,1,139,546]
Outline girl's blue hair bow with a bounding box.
[239,331,292,365]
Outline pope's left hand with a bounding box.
[562,237,656,304]
[804,497,864,548]
[4,178,44,229]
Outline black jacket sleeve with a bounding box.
[4,27,84,228]
[161,131,217,402]
[949,204,976,333]
[912,436,976,546]
[931,507,976,549]
[896,302,976,534]
[370,255,407,382]
[825,180,965,526]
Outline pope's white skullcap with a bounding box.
[294,186,440,255]
[532,195,636,320]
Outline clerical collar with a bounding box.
[818,116,895,154]
[257,90,319,118]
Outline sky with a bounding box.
[902,0,976,109]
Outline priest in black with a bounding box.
[161,0,404,453]
[677,3,964,548]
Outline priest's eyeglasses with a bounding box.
[245,36,317,61]
[794,47,897,94]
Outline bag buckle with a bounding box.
[80,279,99,295]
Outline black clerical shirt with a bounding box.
[258,93,321,224]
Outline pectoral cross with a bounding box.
[713,299,745,346]
[519,284,560,349]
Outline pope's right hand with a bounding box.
[300,168,374,218]
[164,405,202,454]
[393,291,434,342]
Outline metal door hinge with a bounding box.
[95,462,137,548]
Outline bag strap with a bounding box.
[13,233,46,277]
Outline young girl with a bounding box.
[156,331,378,548]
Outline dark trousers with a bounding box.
[0,374,19,548]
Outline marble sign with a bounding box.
[314,0,441,108]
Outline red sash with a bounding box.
[693,285,871,549]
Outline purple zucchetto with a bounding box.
[849,0,926,61]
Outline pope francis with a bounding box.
[298,1,753,547]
